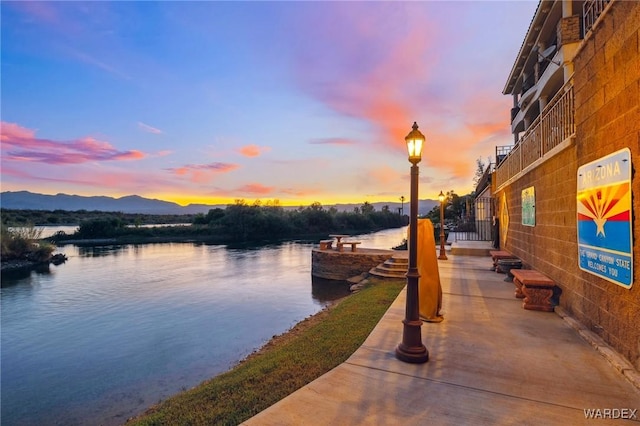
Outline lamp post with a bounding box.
[395,122,429,364]
[438,191,448,260]
[400,195,405,216]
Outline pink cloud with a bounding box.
[0,165,36,179]
[237,144,270,158]
[289,3,441,152]
[1,121,146,164]
[285,2,518,181]
[0,160,189,195]
[236,183,275,195]
[167,162,240,183]
[0,122,35,140]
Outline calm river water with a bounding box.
[0,227,407,425]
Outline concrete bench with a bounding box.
[319,240,333,250]
[337,241,361,252]
[511,269,556,312]
[489,250,518,272]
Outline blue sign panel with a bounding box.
[577,148,633,289]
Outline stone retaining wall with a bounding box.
[311,248,394,281]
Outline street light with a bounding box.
[438,191,448,260]
[395,122,429,364]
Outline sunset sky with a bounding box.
[1,1,538,207]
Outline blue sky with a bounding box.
[1,1,538,206]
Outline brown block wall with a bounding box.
[496,0,640,370]
[558,15,582,46]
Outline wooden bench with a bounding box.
[489,250,518,272]
[337,241,361,252]
[319,240,333,250]
[511,269,556,312]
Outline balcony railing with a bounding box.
[495,81,575,188]
[584,0,611,35]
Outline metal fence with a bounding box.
[450,197,494,242]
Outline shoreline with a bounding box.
[1,253,68,273]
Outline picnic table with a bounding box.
[329,234,349,244]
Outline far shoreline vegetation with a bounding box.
[1,200,408,269]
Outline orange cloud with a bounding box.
[1,121,146,164]
[369,166,404,186]
[286,3,518,186]
[238,144,270,157]
[280,187,323,198]
[236,183,275,195]
[290,4,443,154]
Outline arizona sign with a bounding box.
[577,148,633,289]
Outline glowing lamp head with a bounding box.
[405,122,425,164]
[438,191,445,203]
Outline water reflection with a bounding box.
[1,263,53,287]
[0,227,406,425]
[311,276,351,303]
[77,244,129,257]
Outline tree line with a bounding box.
[190,200,407,242]
[1,208,196,227]
[3,200,407,244]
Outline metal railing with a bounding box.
[584,0,611,35]
[495,81,575,188]
[495,145,513,166]
[451,197,495,242]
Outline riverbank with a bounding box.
[51,228,399,247]
[1,253,67,273]
[127,278,405,425]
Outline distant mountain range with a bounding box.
[0,191,439,216]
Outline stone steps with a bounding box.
[369,254,408,280]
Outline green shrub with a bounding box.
[0,224,55,261]
[76,218,125,238]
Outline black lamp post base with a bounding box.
[395,343,429,363]
[395,317,429,363]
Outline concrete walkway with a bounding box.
[243,254,640,425]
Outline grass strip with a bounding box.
[128,278,405,426]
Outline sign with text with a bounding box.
[577,148,632,289]
[522,186,535,226]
